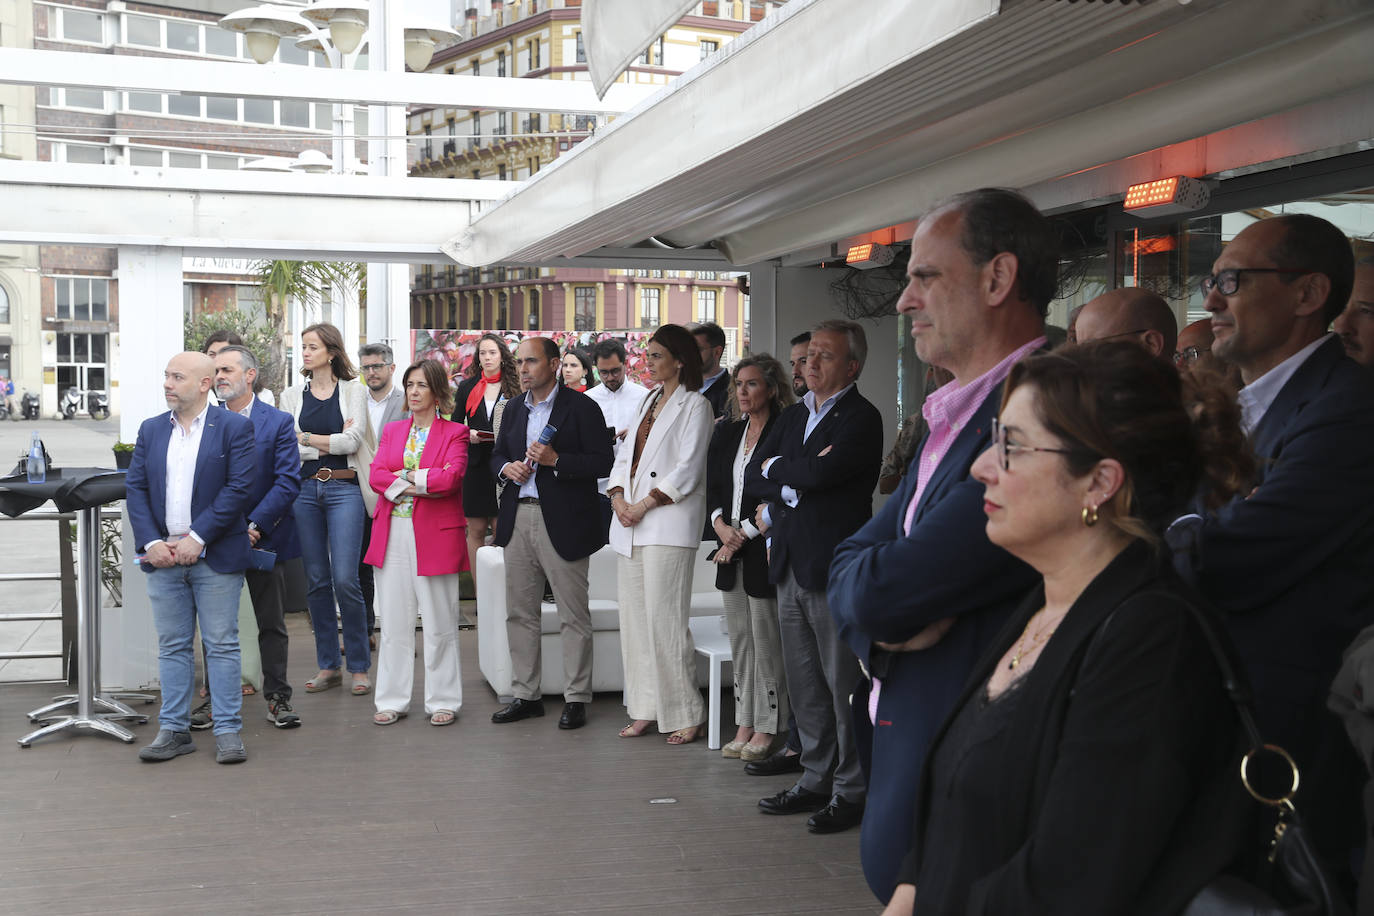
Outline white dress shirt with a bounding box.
[160,402,210,548]
[518,383,559,499]
[366,387,395,440]
[586,379,649,494]
[1237,333,1334,435]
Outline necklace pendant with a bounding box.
[1008,656,1020,670]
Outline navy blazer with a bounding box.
[244,401,301,562]
[490,384,615,562]
[706,412,780,597]
[743,385,883,591]
[125,404,256,574]
[1169,336,1374,853]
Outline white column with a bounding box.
[364,0,412,359]
[109,244,185,690]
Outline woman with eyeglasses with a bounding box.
[883,342,1256,915]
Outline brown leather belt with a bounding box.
[310,467,357,481]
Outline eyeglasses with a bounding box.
[1200,267,1309,297]
[360,363,392,373]
[990,417,1077,472]
[1173,345,1210,365]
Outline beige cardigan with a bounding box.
[279,377,378,514]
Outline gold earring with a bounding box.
[1082,505,1099,527]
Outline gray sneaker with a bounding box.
[138,729,195,762]
[189,701,213,731]
[265,695,301,729]
[214,732,248,764]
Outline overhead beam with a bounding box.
[0,47,657,113]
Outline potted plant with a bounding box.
[112,441,134,470]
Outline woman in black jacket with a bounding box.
[706,354,795,762]
[884,342,1256,915]
[452,333,519,587]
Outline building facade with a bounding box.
[0,0,43,404]
[407,0,782,349]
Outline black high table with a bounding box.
[0,467,155,747]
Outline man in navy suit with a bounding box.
[745,318,883,835]
[828,189,1049,901]
[126,351,256,764]
[1169,213,1374,874]
[489,337,615,730]
[214,345,303,729]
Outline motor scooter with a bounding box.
[20,389,40,420]
[60,386,110,421]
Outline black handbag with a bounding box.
[1180,604,1353,916]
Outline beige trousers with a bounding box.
[721,578,786,734]
[618,544,705,732]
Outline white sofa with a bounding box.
[476,542,727,699]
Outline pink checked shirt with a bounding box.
[869,335,1045,723]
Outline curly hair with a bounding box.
[463,332,519,399]
[727,353,795,420]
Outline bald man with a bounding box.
[126,351,257,764]
[1073,287,1179,359]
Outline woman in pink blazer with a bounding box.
[365,359,470,726]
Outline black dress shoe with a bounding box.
[557,702,586,730]
[758,784,829,816]
[807,795,865,834]
[491,697,545,724]
[744,749,803,777]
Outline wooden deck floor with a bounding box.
[0,613,874,915]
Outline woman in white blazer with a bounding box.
[279,322,374,696]
[607,324,715,745]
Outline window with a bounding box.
[696,288,717,323]
[130,148,163,166]
[0,285,9,324]
[700,39,718,60]
[497,51,506,77]
[63,87,105,110]
[169,151,201,168]
[243,97,274,124]
[640,36,664,66]
[64,145,104,164]
[126,15,159,46]
[61,9,104,43]
[206,96,237,120]
[471,57,480,77]
[697,270,717,280]
[528,288,540,329]
[126,91,161,113]
[205,27,237,57]
[574,287,596,330]
[496,292,509,330]
[166,20,199,53]
[497,164,507,180]
[639,288,660,327]
[53,278,110,322]
[423,125,433,159]
[575,32,585,63]
[168,93,202,117]
[281,98,310,128]
[528,38,540,70]
[497,111,507,138]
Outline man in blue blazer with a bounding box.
[828,189,1050,901]
[214,345,303,729]
[744,319,883,835]
[1169,213,1374,875]
[489,337,615,730]
[126,351,256,764]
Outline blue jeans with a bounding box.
[146,562,245,735]
[293,478,370,673]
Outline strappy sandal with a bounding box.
[429,709,457,726]
[666,724,703,746]
[351,675,372,696]
[618,720,654,738]
[373,710,406,726]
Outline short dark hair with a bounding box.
[789,331,812,348]
[691,321,727,351]
[403,359,455,416]
[592,338,628,364]
[1267,214,1355,325]
[523,336,561,363]
[201,329,243,354]
[650,324,704,391]
[358,342,394,364]
[931,187,1059,316]
[218,344,259,373]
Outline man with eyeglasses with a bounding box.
[357,343,406,643]
[1072,287,1178,360]
[1168,213,1374,882]
[585,338,647,530]
[827,188,1042,903]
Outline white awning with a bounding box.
[445,0,1374,268]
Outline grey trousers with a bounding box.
[504,503,593,703]
[722,578,786,734]
[777,566,866,803]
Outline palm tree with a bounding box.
[255,259,364,391]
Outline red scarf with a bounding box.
[465,372,502,420]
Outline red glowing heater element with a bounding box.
[845,243,895,270]
[1123,176,1210,217]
